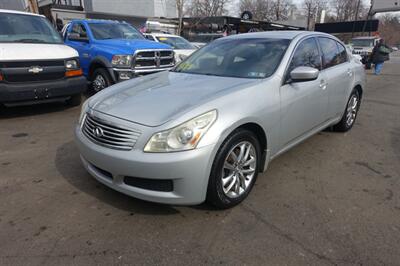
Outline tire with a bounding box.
[91,68,112,93]
[66,94,82,107]
[206,129,261,209]
[332,89,361,132]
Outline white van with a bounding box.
[0,9,86,106]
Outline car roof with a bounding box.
[0,9,44,17]
[147,33,183,38]
[71,19,124,24]
[222,31,331,40]
[352,36,379,40]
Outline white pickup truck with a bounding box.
[0,9,86,107]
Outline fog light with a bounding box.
[119,72,132,80]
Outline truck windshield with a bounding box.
[173,38,290,79]
[156,36,195,49]
[0,13,62,44]
[89,23,144,40]
[352,39,374,47]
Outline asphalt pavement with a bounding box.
[0,53,399,265]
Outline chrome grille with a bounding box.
[353,50,369,56]
[134,50,174,69]
[82,114,141,151]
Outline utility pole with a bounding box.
[276,0,281,21]
[351,0,362,37]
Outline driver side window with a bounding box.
[288,38,322,76]
[71,23,87,38]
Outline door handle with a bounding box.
[319,80,327,90]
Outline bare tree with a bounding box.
[302,0,328,30]
[379,14,400,46]
[186,0,231,17]
[176,0,186,35]
[271,0,294,21]
[329,0,367,22]
[238,0,274,21]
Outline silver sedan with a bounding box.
[75,31,366,208]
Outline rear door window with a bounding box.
[336,42,348,64]
[318,37,340,69]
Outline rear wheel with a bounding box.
[206,129,261,209]
[91,68,112,93]
[333,89,361,132]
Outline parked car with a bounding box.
[0,9,86,107]
[64,19,174,92]
[187,33,225,48]
[144,33,197,62]
[75,31,366,208]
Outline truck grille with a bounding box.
[0,60,65,83]
[82,114,141,151]
[133,50,174,70]
[352,50,369,56]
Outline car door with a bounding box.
[279,37,328,146]
[66,22,91,76]
[317,37,353,119]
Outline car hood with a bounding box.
[89,71,258,127]
[94,39,171,53]
[0,43,78,60]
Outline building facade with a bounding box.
[0,0,27,11]
[83,0,177,18]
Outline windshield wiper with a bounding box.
[15,38,46,43]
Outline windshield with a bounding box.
[352,39,374,47]
[89,23,144,40]
[0,13,62,44]
[174,38,290,79]
[156,36,195,49]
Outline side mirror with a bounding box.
[67,32,88,42]
[290,66,319,82]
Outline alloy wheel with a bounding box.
[346,93,359,127]
[221,141,257,198]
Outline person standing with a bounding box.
[371,39,391,75]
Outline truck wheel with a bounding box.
[91,68,112,92]
[66,94,82,107]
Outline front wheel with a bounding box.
[91,68,112,93]
[206,129,261,209]
[333,89,361,132]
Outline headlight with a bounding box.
[144,110,217,153]
[65,59,79,70]
[78,99,89,125]
[112,55,132,68]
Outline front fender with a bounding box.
[90,55,117,82]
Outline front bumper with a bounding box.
[112,67,173,82]
[75,125,216,205]
[0,76,87,105]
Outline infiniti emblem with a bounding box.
[28,66,43,74]
[93,127,104,138]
